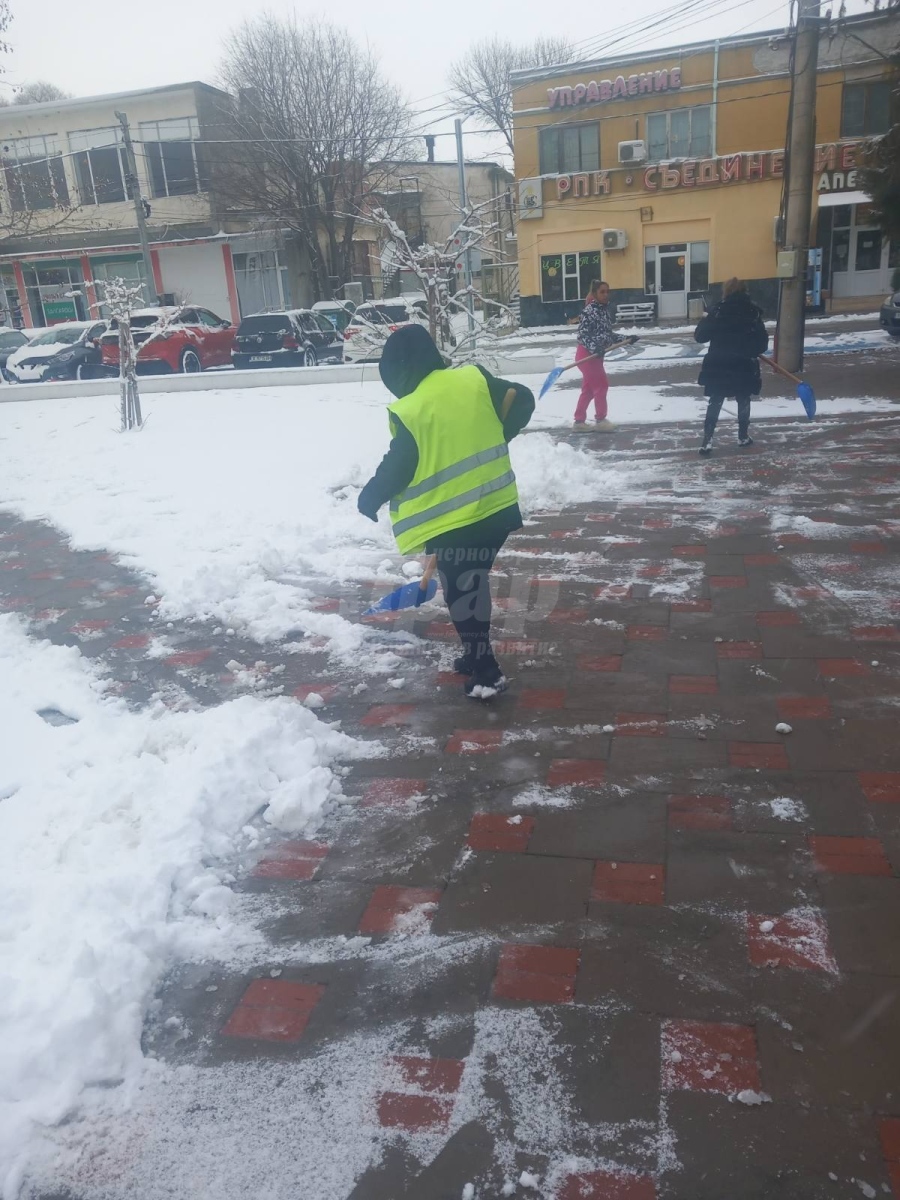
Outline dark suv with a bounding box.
[232,310,343,369]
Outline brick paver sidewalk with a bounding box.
[6,412,900,1199]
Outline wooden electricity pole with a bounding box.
[776,0,821,374]
[115,110,157,305]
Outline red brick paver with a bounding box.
[358,886,441,935]
[668,795,732,831]
[222,979,325,1042]
[445,729,504,754]
[360,778,428,808]
[547,759,606,788]
[492,943,580,1005]
[811,836,892,877]
[728,742,790,769]
[559,1171,657,1200]
[859,772,900,804]
[661,1019,761,1094]
[591,861,664,906]
[253,840,329,880]
[467,813,535,853]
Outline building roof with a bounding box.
[0,81,229,118]
[509,9,898,87]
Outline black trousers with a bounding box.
[704,394,751,441]
[434,543,501,666]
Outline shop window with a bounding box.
[540,250,601,303]
[644,246,656,294]
[69,128,128,205]
[538,124,600,175]
[139,117,207,198]
[841,81,892,138]
[689,241,710,292]
[854,229,883,273]
[91,258,149,313]
[22,263,86,325]
[647,106,711,161]
[889,240,900,271]
[1,135,69,212]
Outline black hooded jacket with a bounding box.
[357,324,535,548]
[694,291,769,398]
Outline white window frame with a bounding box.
[137,117,204,198]
[2,134,69,211]
[68,126,128,206]
[646,106,712,162]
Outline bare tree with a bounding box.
[216,17,415,300]
[0,80,72,106]
[448,37,575,155]
[361,200,516,363]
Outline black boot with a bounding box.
[464,653,508,699]
[453,650,476,676]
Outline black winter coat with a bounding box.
[694,293,768,398]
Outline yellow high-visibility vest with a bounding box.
[387,365,519,554]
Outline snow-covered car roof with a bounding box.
[129,307,182,320]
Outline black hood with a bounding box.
[378,324,446,398]
[718,291,761,319]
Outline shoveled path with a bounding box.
[7,412,900,1199]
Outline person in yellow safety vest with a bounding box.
[358,325,535,698]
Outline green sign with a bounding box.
[43,299,78,322]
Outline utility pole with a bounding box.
[115,110,157,305]
[775,0,821,374]
[454,118,477,337]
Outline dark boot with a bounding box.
[453,650,476,676]
[464,653,508,699]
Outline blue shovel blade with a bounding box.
[363,576,438,616]
[539,366,565,399]
[797,381,816,419]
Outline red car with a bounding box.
[100,306,236,374]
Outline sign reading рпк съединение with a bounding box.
[552,142,862,200]
[548,67,682,109]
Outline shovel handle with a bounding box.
[420,554,437,590]
[760,355,803,386]
[560,339,632,372]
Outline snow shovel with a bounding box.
[760,355,816,419]
[363,555,438,616]
[538,340,634,399]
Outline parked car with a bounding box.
[232,310,343,369]
[0,328,29,380]
[342,299,429,363]
[99,307,236,374]
[879,291,900,339]
[6,321,107,383]
[311,299,356,334]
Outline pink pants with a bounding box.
[574,344,609,422]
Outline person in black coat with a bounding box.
[694,277,769,455]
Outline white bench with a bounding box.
[615,302,656,323]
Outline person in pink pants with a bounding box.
[573,280,637,431]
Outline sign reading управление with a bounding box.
[548,68,682,109]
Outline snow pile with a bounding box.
[0,614,368,1192]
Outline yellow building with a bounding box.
[511,10,899,325]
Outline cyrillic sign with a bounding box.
[548,67,682,110]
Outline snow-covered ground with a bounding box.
[0,370,896,1194]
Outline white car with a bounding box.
[342,299,429,363]
[311,299,356,334]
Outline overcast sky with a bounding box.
[4,0,874,162]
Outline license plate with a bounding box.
[249,355,272,362]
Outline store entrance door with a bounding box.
[657,244,688,319]
[831,203,891,298]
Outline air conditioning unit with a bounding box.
[603,229,628,251]
[618,140,647,164]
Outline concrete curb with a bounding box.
[0,355,557,403]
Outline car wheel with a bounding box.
[303,346,317,367]
[181,349,202,374]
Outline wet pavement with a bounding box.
[7,410,900,1199]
